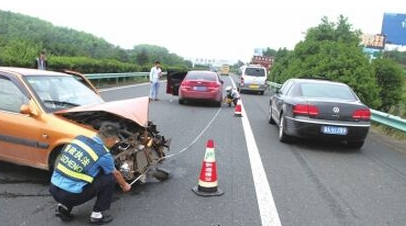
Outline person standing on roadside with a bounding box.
[149,61,162,101]
[35,51,48,70]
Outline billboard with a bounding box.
[381,13,406,46]
[361,34,386,49]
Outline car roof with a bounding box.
[289,78,347,86]
[188,70,216,74]
[244,64,266,69]
[0,67,69,77]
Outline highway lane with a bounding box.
[237,75,406,226]
[0,76,405,225]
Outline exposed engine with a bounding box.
[111,121,170,180]
[57,110,170,181]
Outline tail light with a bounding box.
[207,82,221,91]
[240,77,244,85]
[293,104,319,117]
[352,109,370,120]
[180,80,192,89]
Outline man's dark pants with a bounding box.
[49,173,116,212]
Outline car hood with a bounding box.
[54,96,149,128]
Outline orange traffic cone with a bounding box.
[234,99,242,117]
[192,140,224,197]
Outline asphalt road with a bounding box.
[0,75,405,226]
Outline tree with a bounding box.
[269,15,381,108]
[263,48,277,57]
[136,49,149,65]
[372,58,405,112]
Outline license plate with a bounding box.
[193,86,207,91]
[249,84,259,89]
[321,126,348,135]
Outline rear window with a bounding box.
[299,83,357,100]
[185,72,217,81]
[245,68,265,77]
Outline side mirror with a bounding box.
[20,100,39,117]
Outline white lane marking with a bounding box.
[229,77,282,226]
[99,80,166,93]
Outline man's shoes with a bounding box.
[90,211,113,224]
[55,203,73,221]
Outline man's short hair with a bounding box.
[98,122,120,138]
[155,61,160,65]
[40,51,46,55]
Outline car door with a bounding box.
[166,71,187,96]
[272,80,294,123]
[0,74,44,166]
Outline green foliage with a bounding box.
[129,44,190,68]
[0,38,40,67]
[48,56,140,73]
[0,10,191,72]
[136,49,149,65]
[372,58,405,112]
[270,15,381,108]
[263,48,277,57]
[383,50,406,68]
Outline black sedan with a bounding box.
[268,78,371,149]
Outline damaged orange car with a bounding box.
[0,67,169,180]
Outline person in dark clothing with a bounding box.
[49,122,131,224]
[34,51,47,70]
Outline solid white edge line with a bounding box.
[99,80,167,93]
[229,76,282,226]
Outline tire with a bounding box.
[348,141,364,149]
[268,105,275,124]
[215,101,221,107]
[178,98,184,105]
[278,113,291,143]
[48,146,63,171]
[259,91,264,95]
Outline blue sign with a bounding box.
[381,13,406,46]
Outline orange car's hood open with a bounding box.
[55,96,149,128]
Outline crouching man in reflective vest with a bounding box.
[49,122,131,224]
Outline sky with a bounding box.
[1,0,406,62]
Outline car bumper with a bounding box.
[180,90,222,101]
[240,83,267,92]
[284,116,370,142]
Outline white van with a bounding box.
[237,65,267,95]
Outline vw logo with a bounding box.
[333,107,340,114]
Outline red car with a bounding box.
[167,71,223,106]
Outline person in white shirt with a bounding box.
[149,61,162,101]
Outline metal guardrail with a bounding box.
[370,109,406,132]
[84,72,152,87]
[267,81,406,133]
[85,72,149,80]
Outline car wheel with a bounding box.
[278,113,291,143]
[215,101,222,107]
[348,141,364,149]
[178,98,184,105]
[259,91,264,95]
[268,105,275,124]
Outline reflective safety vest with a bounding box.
[55,135,110,183]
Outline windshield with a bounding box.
[185,72,217,81]
[26,75,104,112]
[299,83,357,100]
[245,68,265,77]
